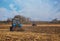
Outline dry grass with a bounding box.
[0,24,60,41]
[0,31,60,41]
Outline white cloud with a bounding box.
[14,0,60,21]
[14,0,53,21]
[0,8,9,20]
[9,4,17,10]
[54,1,58,4]
[0,7,19,21]
[0,0,60,21]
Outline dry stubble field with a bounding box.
[0,24,60,41]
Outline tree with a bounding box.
[7,18,12,24]
[50,18,58,23]
[13,15,31,24]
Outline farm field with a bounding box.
[0,24,60,41]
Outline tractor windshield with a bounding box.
[12,18,20,25]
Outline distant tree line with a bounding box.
[0,15,60,24]
[50,18,60,24]
[6,15,31,24]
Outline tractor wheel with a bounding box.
[10,26,13,31]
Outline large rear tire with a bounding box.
[10,26,14,31]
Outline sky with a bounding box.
[0,0,60,21]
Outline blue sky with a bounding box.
[0,0,60,21]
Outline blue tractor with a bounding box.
[10,18,22,31]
